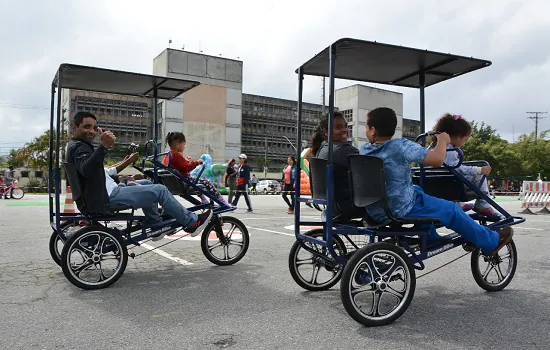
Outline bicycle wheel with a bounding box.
[10,187,24,199]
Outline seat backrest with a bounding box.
[63,162,86,211]
[348,154,387,208]
[309,158,327,200]
[157,173,184,195]
[412,169,476,202]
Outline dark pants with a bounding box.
[232,184,252,210]
[282,184,294,209]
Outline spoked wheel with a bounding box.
[10,188,24,199]
[49,222,77,266]
[60,226,128,290]
[288,229,347,291]
[200,216,249,266]
[340,243,415,327]
[471,240,517,291]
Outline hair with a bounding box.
[73,111,96,127]
[366,107,397,137]
[227,158,235,166]
[288,155,296,166]
[310,111,345,155]
[433,113,472,137]
[165,132,186,149]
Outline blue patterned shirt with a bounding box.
[359,139,428,223]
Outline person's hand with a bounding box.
[197,159,204,164]
[480,166,491,176]
[436,132,451,145]
[186,155,192,161]
[132,174,144,180]
[98,128,116,148]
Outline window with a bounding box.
[341,109,353,123]
[34,171,43,178]
[21,171,29,178]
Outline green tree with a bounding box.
[5,149,24,168]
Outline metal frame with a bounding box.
[48,63,204,237]
[293,38,524,266]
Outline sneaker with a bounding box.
[247,209,253,213]
[151,227,178,242]
[200,196,210,205]
[484,226,514,256]
[183,209,213,237]
[459,202,474,211]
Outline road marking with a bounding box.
[140,243,193,265]
[246,226,295,237]
[514,227,544,231]
[238,215,319,221]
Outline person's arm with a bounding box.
[170,152,200,173]
[421,133,450,167]
[74,143,109,177]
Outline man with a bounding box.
[3,166,15,199]
[250,174,258,192]
[66,111,212,241]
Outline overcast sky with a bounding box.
[1,0,549,155]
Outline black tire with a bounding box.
[10,187,24,199]
[60,226,127,290]
[200,216,249,266]
[288,229,347,291]
[49,221,77,266]
[340,242,416,327]
[471,240,517,292]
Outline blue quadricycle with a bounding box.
[48,64,249,290]
[288,39,524,326]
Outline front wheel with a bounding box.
[10,187,24,199]
[471,240,517,291]
[60,226,128,290]
[340,243,416,327]
[200,216,249,266]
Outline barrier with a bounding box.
[519,181,550,214]
[63,186,76,214]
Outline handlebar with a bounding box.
[414,131,440,143]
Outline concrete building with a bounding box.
[241,93,324,171]
[60,89,153,146]
[335,85,403,147]
[152,49,243,163]
[403,118,422,141]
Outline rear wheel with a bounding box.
[289,229,347,291]
[340,243,415,327]
[49,221,76,266]
[61,226,127,290]
[10,187,24,199]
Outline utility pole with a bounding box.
[527,111,548,141]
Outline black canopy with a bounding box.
[52,63,200,99]
[297,38,492,88]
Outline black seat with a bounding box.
[347,154,440,227]
[63,163,132,215]
[308,158,328,200]
[412,168,477,202]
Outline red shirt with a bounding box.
[162,150,199,177]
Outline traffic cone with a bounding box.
[63,186,76,213]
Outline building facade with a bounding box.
[335,85,404,147]
[153,49,243,163]
[241,94,325,171]
[61,89,153,146]
[402,118,422,141]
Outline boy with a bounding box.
[359,107,512,256]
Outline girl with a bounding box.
[163,132,232,207]
[281,155,297,214]
[433,113,504,220]
[231,154,253,212]
[225,158,237,203]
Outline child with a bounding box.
[433,113,504,220]
[359,107,512,256]
[163,132,232,207]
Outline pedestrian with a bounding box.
[250,174,259,193]
[281,155,297,214]
[225,158,237,203]
[231,154,253,212]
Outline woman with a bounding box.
[281,155,297,214]
[225,158,237,203]
[231,154,253,212]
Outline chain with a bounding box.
[416,251,471,279]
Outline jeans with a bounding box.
[109,184,197,227]
[232,184,252,210]
[406,186,500,253]
[282,183,294,209]
[227,178,236,203]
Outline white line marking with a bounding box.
[238,215,319,221]
[514,227,544,231]
[246,226,295,237]
[140,243,194,265]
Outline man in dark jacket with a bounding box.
[66,111,212,240]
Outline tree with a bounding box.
[5,149,24,168]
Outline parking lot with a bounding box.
[1,194,550,349]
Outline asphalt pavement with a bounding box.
[0,194,549,349]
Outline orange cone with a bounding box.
[63,186,76,213]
